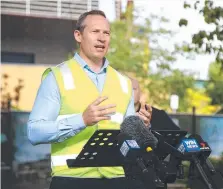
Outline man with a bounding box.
[28,10,150,189]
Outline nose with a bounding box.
[97,32,106,43]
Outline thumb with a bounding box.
[140,101,146,111]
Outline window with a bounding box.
[1,51,35,64]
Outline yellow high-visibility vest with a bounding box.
[42,58,132,178]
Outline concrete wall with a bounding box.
[1,14,77,65]
[2,38,74,65]
[1,64,49,111]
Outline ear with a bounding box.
[74,30,82,43]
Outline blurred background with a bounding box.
[1,0,223,189]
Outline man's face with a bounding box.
[74,15,110,62]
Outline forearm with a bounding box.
[27,113,86,145]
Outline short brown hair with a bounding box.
[75,10,106,33]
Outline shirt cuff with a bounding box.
[66,113,86,131]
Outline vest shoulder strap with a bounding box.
[41,60,75,90]
[107,65,132,95]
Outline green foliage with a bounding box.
[107,20,150,77]
[179,0,223,70]
[107,4,197,112]
[179,18,188,27]
[206,62,223,106]
[147,70,195,111]
[185,88,220,114]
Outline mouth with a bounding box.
[94,45,105,51]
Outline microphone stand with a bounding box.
[191,155,214,189]
[123,157,167,189]
[151,130,223,189]
[188,155,223,189]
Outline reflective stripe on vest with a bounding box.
[51,154,78,167]
[58,63,75,90]
[115,70,129,94]
[59,63,128,93]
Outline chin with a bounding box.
[93,53,106,60]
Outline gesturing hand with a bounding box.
[82,96,116,126]
[136,102,152,127]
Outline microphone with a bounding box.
[177,138,201,154]
[117,132,160,189]
[120,115,158,150]
[189,134,215,174]
[117,132,149,173]
[189,134,211,156]
[177,137,215,189]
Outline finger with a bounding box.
[98,108,116,117]
[92,96,108,106]
[95,116,111,122]
[139,109,151,119]
[136,112,146,122]
[137,112,150,126]
[97,104,116,111]
[146,104,152,114]
[140,102,146,110]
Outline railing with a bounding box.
[1,0,99,20]
[1,110,223,189]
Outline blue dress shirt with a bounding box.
[27,53,135,145]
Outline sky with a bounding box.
[99,0,223,80]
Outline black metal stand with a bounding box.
[67,130,123,168]
[66,130,165,189]
[151,130,223,189]
[188,157,223,189]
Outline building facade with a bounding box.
[1,0,99,65]
[1,0,99,111]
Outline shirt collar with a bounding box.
[74,53,109,73]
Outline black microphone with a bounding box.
[117,132,149,173]
[120,115,158,150]
[189,134,215,174]
[188,134,223,189]
[117,132,158,189]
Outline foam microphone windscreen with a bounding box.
[120,115,158,149]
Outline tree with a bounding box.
[107,1,150,77]
[107,19,150,77]
[179,0,223,70]
[185,88,220,114]
[107,1,196,112]
[144,70,195,112]
[206,61,223,106]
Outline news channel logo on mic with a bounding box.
[177,139,200,153]
[120,140,140,157]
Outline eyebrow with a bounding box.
[92,28,110,32]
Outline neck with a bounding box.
[79,51,103,73]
